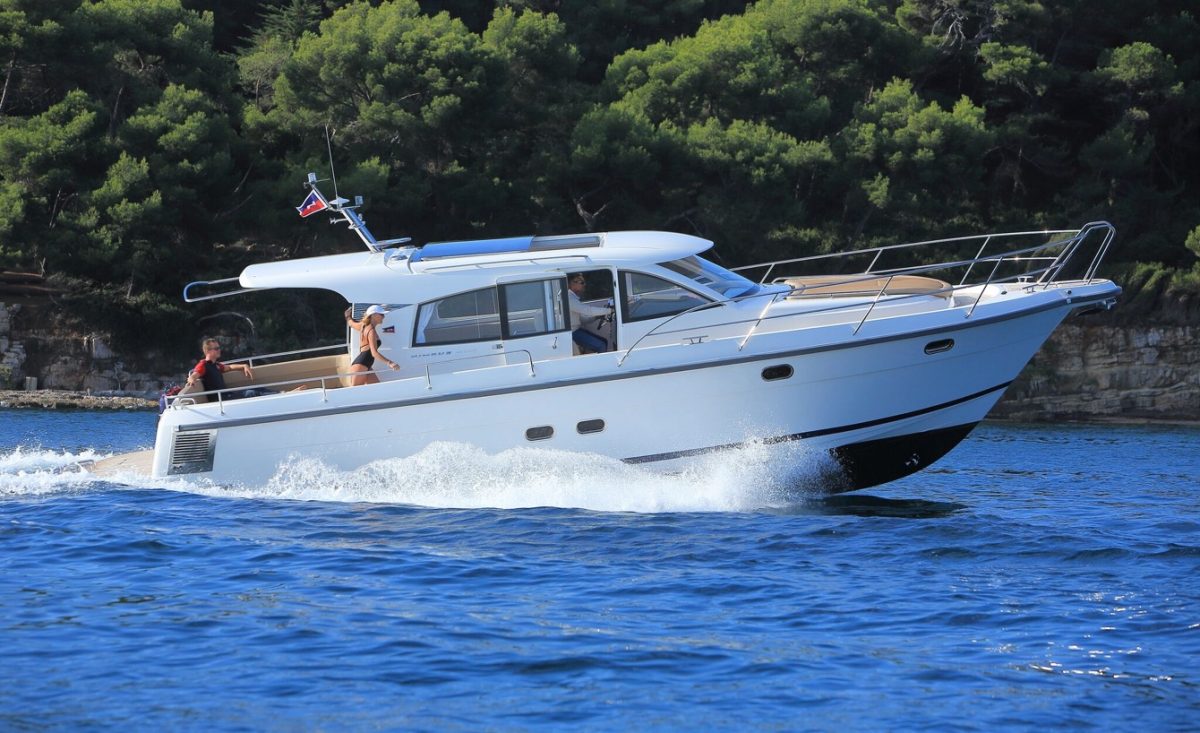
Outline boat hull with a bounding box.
[151,286,1113,492]
[832,422,978,490]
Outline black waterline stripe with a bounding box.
[620,381,1012,464]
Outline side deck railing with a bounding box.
[730,223,1113,286]
[221,342,347,368]
[167,349,537,414]
[619,222,1116,365]
[169,369,368,414]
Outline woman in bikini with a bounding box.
[345,304,399,386]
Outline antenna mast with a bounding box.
[300,128,412,253]
[325,125,339,202]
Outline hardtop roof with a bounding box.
[238,230,713,304]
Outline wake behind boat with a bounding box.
[94,174,1120,491]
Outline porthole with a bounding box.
[761,364,794,381]
[924,339,955,355]
[577,419,605,435]
[525,426,554,441]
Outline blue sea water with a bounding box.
[1,409,1197,731]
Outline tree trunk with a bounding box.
[573,196,609,232]
[108,85,125,138]
[0,52,16,115]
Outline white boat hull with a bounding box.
[151,282,1116,491]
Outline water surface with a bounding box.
[2,410,1197,730]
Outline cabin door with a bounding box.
[568,269,617,352]
[497,277,573,360]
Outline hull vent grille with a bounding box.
[169,431,216,475]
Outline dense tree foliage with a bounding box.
[0,0,1196,347]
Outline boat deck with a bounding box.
[87,449,154,478]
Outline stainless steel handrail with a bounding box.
[183,277,268,303]
[852,274,896,335]
[167,349,538,411]
[167,367,393,412]
[222,342,347,368]
[618,222,1116,365]
[617,302,728,366]
[958,235,993,285]
[738,291,786,351]
[1039,221,1116,285]
[965,257,1005,319]
[1085,224,1118,281]
[731,228,1081,284]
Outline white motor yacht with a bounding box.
[95,175,1120,491]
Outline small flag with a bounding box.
[382,326,395,334]
[296,190,327,218]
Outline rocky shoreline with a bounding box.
[0,389,157,410]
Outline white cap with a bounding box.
[364,305,387,317]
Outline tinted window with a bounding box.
[415,287,501,345]
[437,288,498,318]
[659,255,762,298]
[415,280,570,346]
[502,280,568,338]
[619,271,712,323]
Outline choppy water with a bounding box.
[1,409,1197,730]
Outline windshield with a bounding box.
[659,255,762,298]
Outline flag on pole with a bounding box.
[296,190,328,218]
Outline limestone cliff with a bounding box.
[0,301,177,396]
[989,319,1198,422]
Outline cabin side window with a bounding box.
[618,271,713,323]
[414,287,501,345]
[501,279,569,338]
[414,279,569,346]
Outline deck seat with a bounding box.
[169,352,354,408]
[222,353,354,391]
[781,274,952,299]
[173,380,208,404]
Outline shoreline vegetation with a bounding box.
[0,1,1195,358]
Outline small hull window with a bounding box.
[762,364,793,381]
[525,426,554,441]
[924,339,955,355]
[577,419,605,434]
